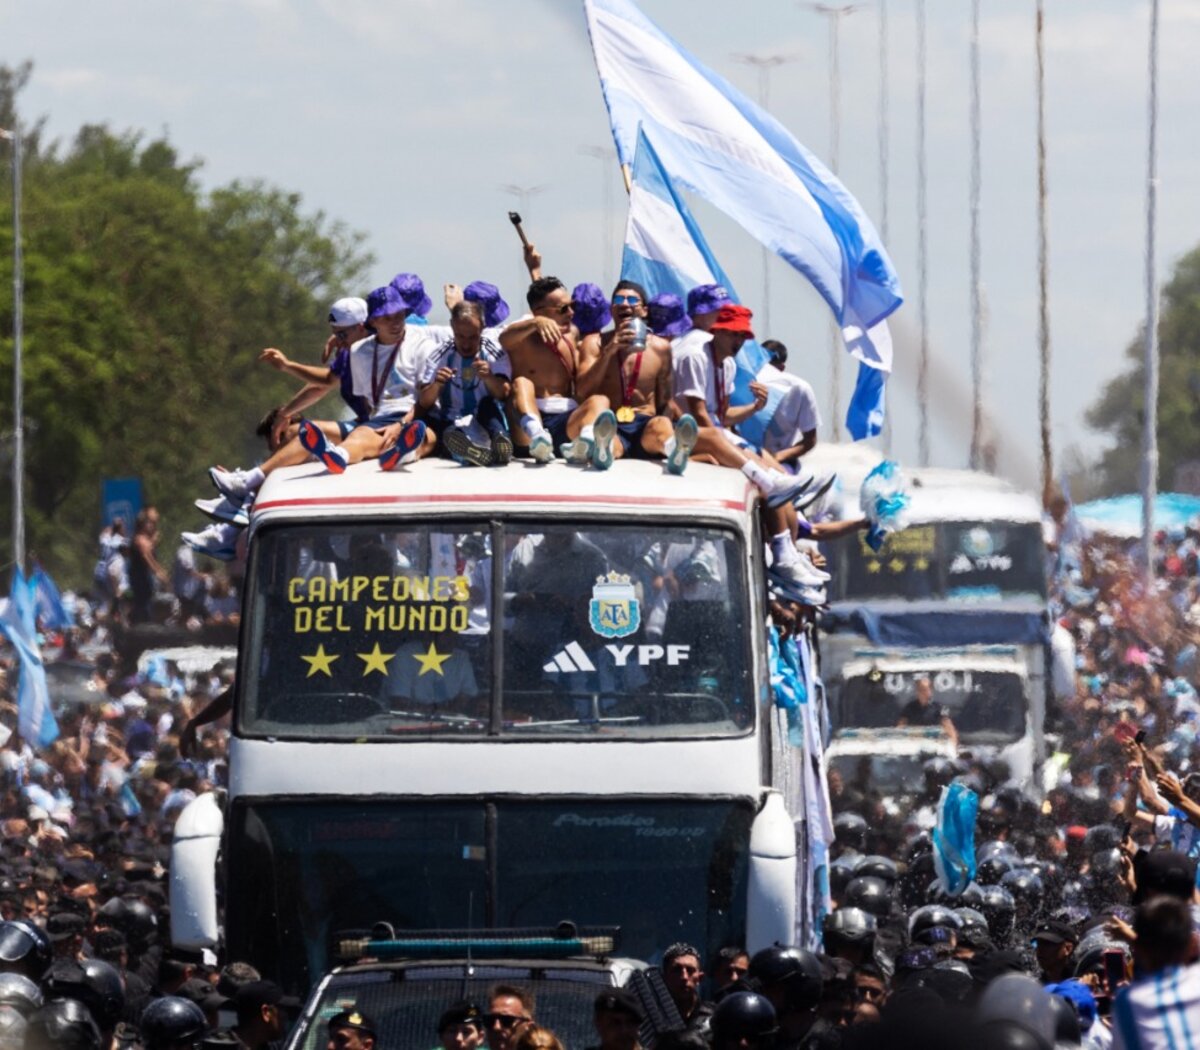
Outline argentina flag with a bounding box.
[0,569,59,749]
[622,128,788,447]
[586,0,900,439]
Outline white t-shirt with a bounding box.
[349,325,452,418]
[672,329,734,422]
[761,370,821,455]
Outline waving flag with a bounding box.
[0,570,58,749]
[586,0,900,438]
[932,783,979,896]
[31,565,74,630]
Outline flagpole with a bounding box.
[878,0,893,454]
[1141,0,1161,577]
[733,52,795,336]
[1035,0,1052,506]
[969,0,985,471]
[916,0,930,466]
[0,124,23,574]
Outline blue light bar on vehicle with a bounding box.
[331,924,620,964]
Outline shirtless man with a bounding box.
[499,276,610,466]
[575,280,698,472]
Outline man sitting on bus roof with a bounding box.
[759,339,821,471]
[207,280,446,506]
[417,300,514,467]
[499,277,612,467]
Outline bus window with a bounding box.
[241,525,494,738]
[502,525,751,736]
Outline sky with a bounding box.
[3,0,1198,493]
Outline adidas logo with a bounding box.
[543,642,596,674]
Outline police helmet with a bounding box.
[980,885,1017,943]
[140,996,208,1050]
[0,1004,25,1050]
[0,973,41,1016]
[1083,826,1119,854]
[44,958,125,1032]
[954,907,991,940]
[120,900,159,947]
[24,999,102,1050]
[747,946,823,1012]
[822,907,877,946]
[833,812,868,853]
[958,882,986,908]
[1001,869,1046,910]
[830,855,858,900]
[710,991,778,1046]
[1048,992,1081,1045]
[900,852,936,909]
[977,974,1056,1050]
[909,905,962,943]
[854,855,899,884]
[844,876,891,919]
[1088,848,1123,881]
[0,921,50,981]
[977,853,1018,886]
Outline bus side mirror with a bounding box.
[170,792,224,950]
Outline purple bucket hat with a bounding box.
[463,281,511,328]
[366,285,407,320]
[686,283,733,317]
[647,293,692,338]
[571,282,611,336]
[389,272,433,318]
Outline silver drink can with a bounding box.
[628,318,649,349]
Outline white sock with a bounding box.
[245,467,266,490]
[520,414,541,440]
[663,436,677,458]
[329,445,350,466]
[742,460,773,491]
[770,531,797,565]
[580,424,595,442]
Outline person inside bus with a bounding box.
[896,674,959,745]
[416,299,514,467]
[387,629,482,720]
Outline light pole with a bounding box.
[579,146,618,289]
[1141,0,1161,576]
[1035,0,1052,505]
[732,52,795,335]
[0,123,23,574]
[808,3,860,440]
[969,0,985,470]
[916,0,930,465]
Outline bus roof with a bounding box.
[250,457,757,525]
[803,443,1042,526]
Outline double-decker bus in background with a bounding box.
[804,443,1068,798]
[171,457,815,1000]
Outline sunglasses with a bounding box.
[544,302,574,316]
[612,294,642,306]
[484,1014,526,1030]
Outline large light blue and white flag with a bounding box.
[0,570,58,749]
[932,782,979,896]
[31,565,73,631]
[622,128,788,442]
[586,0,900,439]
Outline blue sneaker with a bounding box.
[666,414,699,475]
[299,420,348,475]
[529,432,554,463]
[763,473,814,509]
[590,410,616,471]
[379,420,427,471]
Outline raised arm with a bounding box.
[259,347,334,386]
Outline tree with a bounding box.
[0,64,373,584]
[1086,243,1200,496]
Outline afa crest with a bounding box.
[589,572,640,639]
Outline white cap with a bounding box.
[328,297,368,327]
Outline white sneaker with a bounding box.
[195,495,250,527]
[529,432,554,463]
[182,522,241,561]
[761,472,815,509]
[772,554,829,590]
[209,466,255,501]
[559,440,590,464]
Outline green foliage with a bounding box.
[1086,244,1200,496]
[0,65,373,585]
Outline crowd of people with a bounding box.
[3,247,1200,1049]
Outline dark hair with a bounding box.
[612,279,648,303]
[663,942,702,968]
[526,277,566,310]
[488,982,535,1016]
[450,300,485,325]
[1134,895,1194,965]
[853,962,885,982]
[714,946,749,966]
[761,338,787,363]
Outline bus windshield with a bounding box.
[240,521,752,739]
[838,668,1027,743]
[226,797,754,991]
[832,521,1046,603]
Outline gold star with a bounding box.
[866,560,882,574]
[888,558,906,573]
[412,641,451,677]
[357,643,395,676]
[915,557,930,571]
[301,644,339,678]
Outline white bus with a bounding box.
[803,444,1056,791]
[173,457,809,992]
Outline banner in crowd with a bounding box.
[0,569,59,749]
[585,0,901,438]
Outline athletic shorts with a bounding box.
[615,415,653,459]
[337,413,406,439]
[541,409,574,448]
